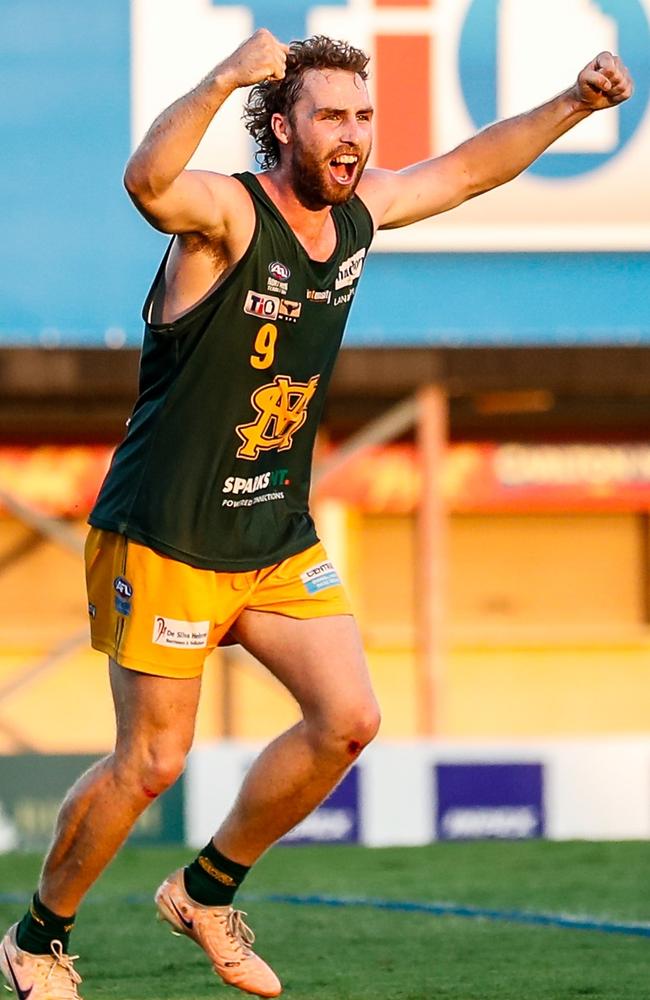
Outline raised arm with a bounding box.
[123,30,289,236]
[360,52,633,231]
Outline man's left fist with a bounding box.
[575,51,634,110]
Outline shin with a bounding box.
[39,660,201,916]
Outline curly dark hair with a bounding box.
[243,35,370,169]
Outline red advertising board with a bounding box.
[316,443,650,513]
[0,446,112,518]
[3,443,650,517]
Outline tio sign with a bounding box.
[499,0,619,153]
[131,0,253,174]
[130,0,650,251]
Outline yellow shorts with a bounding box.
[85,527,352,679]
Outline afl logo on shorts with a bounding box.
[113,576,133,617]
[269,261,291,282]
[113,576,133,598]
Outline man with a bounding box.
[1,27,632,1000]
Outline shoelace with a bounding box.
[224,910,256,957]
[43,942,83,999]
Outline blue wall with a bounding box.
[348,253,650,347]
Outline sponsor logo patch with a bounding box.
[113,576,133,616]
[269,261,291,282]
[307,288,332,304]
[267,262,291,295]
[222,469,289,495]
[335,247,366,290]
[222,491,285,509]
[279,299,302,322]
[152,616,210,648]
[113,576,133,598]
[244,290,280,320]
[301,560,341,594]
[334,288,355,307]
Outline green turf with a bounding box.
[1,842,648,999]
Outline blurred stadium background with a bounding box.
[2,0,650,853]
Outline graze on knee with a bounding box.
[114,743,188,797]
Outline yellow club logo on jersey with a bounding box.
[236,374,320,461]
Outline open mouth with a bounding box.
[329,153,359,185]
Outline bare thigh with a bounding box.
[109,659,202,771]
[229,612,379,726]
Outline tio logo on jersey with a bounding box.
[244,290,279,321]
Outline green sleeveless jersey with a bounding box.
[89,172,374,570]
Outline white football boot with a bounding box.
[155,868,281,997]
[0,923,83,999]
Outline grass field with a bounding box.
[1,841,649,999]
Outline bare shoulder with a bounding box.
[203,171,257,254]
[175,171,257,271]
[148,170,255,323]
[356,154,474,230]
[153,173,257,322]
[125,165,256,253]
[355,167,401,230]
[181,170,256,242]
[198,170,255,221]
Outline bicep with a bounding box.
[124,169,248,237]
[359,151,474,231]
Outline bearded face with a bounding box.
[276,69,373,209]
[289,123,370,209]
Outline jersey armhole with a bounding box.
[141,239,175,325]
[139,184,261,335]
[353,192,378,244]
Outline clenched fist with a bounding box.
[220,29,289,90]
[574,51,633,111]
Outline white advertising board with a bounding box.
[186,737,650,846]
[132,0,650,251]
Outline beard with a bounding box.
[289,132,368,210]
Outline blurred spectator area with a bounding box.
[2,345,650,753]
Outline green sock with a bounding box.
[184,842,250,906]
[16,893,75,955]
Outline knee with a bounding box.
[348,703,381,750]
[309,700,381,760]
[114,741,188,797]
[141,749,186,794]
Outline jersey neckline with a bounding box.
[238,171,345,275]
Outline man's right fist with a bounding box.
[222,29,290,89]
